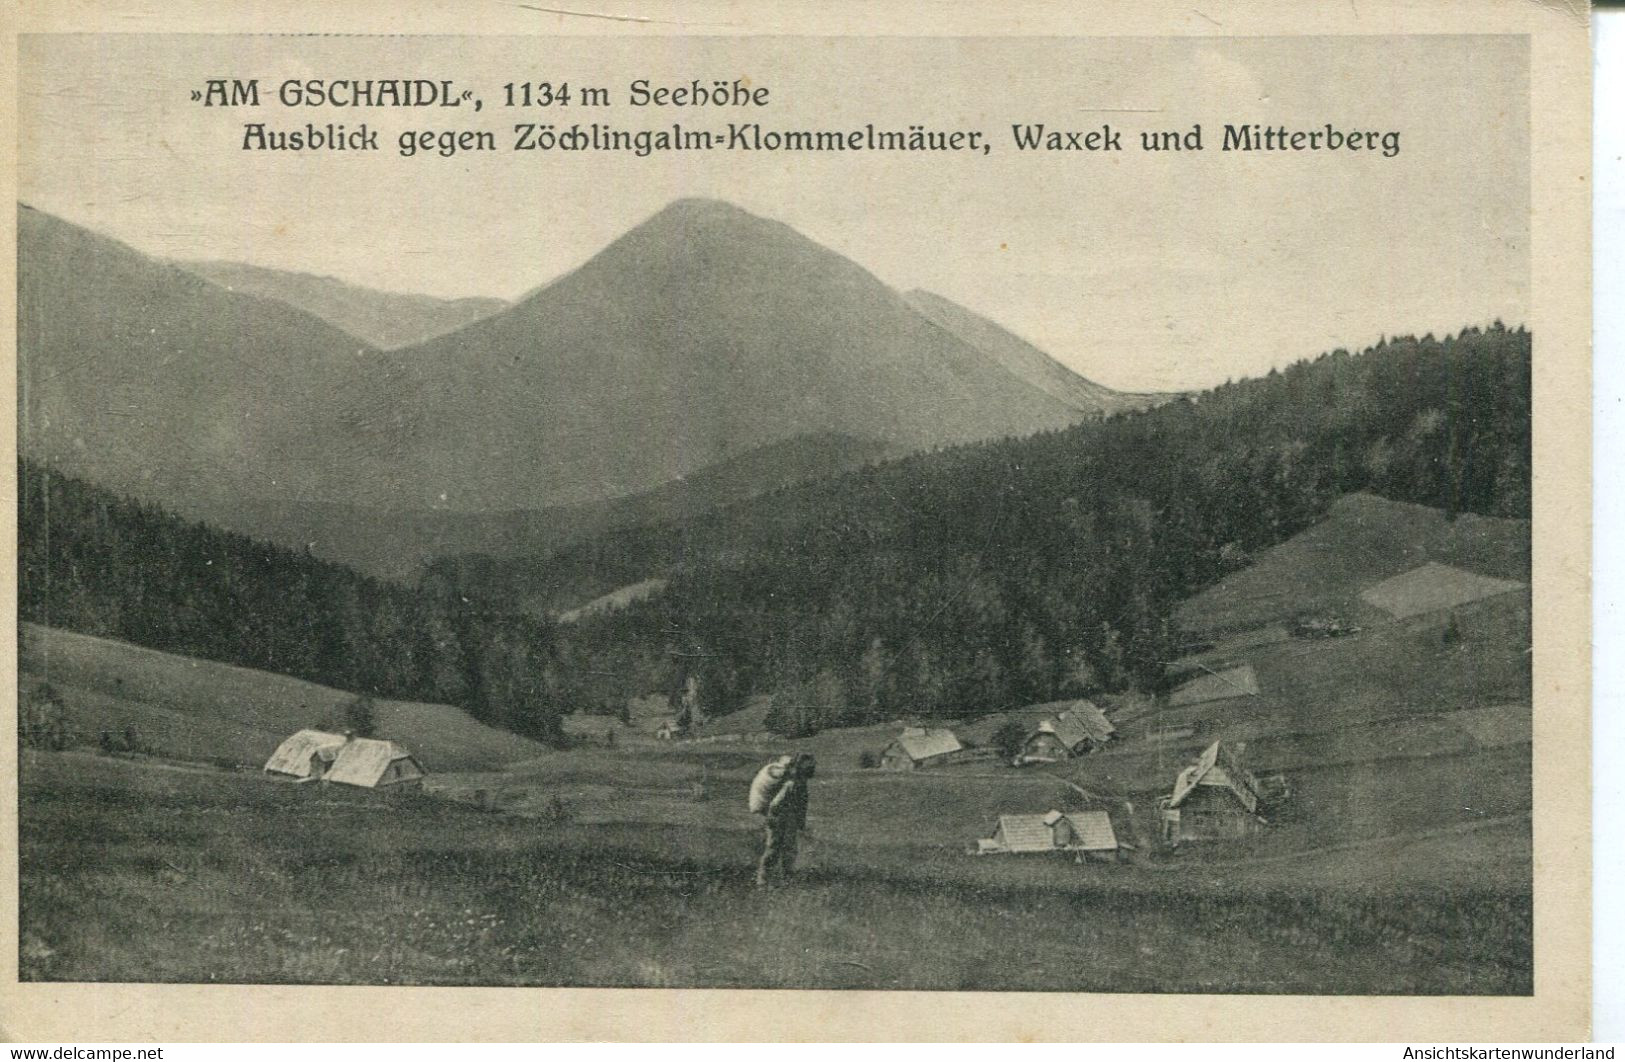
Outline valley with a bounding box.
[17,483,1532,992]
[14,196,1533,995]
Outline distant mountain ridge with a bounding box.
[192,431,902,581]
[178,260,509,350]
[17,204,376,510]
[19,197,1162,520]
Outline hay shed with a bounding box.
[880,727,964,769]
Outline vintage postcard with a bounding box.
[0,0,1593,1043]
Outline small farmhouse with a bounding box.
[880,727,965,770]
[1159,740,1265,843]
[324,736,426,788]
[263,729,347,781]
[1017,700,1115,763]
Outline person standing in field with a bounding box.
[749,752,815,887]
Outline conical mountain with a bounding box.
[319,198,1117,508]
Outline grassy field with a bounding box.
[1175,492,1529,637]
[1152,595,1530,742]
[15,487,1536,994]
[19,751,1530,993]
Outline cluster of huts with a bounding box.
[1014,701,1116,763]
[968,739,1271,858]
[867,693,1276,859]
[876,698,1118,771]
[263,729,426,789]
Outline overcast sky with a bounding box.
[20,33,1528,391]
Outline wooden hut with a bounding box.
[1159,740,1265,843]
[880,727,964,770]
[982,810,1076,853]
[1017,700,1115,763]
[977,809,1120,859]
[324,737,426,789]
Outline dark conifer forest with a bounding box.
[541,326,1532,727]
[19,325,1530,740]
[17,463,571,741]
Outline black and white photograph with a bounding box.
[3,5,1596,1043]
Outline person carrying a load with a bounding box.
[748,752,815,887]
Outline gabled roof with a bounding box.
[1068,810,1119,851]
[264,729,347,777]
[1028,699,1114,750]
[325,738,423,787]
[991,810,1116,853]
[891,728,963,761]
[1359,562,1525,620]
[1168,664,1259,707]
[1168,741,1260,813]
[995,813,1063,853]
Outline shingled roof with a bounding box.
[324,738,425,788]
[263,729,346,779]
[988,810,1117,853]
[1067,810,1119,852]
[1168,740,1261,813]
[994,812,1066,853]
[1029,699,1115,750]
[892,728,964,762]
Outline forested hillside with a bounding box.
[537,326,1531,728]
[17,462,571,741]
[19,325,1531,745]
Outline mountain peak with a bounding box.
[652,197,762,221]
[631,197,793,243]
